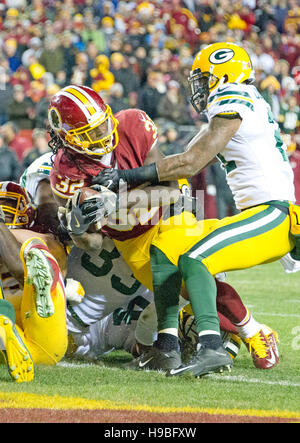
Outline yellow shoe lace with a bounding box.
[243,331,268,358]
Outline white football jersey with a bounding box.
[66,237,153,333]
[207,83,295,210]
[19,152,53,204]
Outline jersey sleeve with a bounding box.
[207,84,254,121]
[125,109,158,162]
[136,110,158,161]
[19,152,53,204]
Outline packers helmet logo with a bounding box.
[209,49,235,64]
[48,107,62,131]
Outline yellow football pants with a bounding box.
[12,238,68,365]
[114,203,294,289]
[184,202,294,275]
[114,211,218,291]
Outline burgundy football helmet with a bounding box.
[0,182,36,228]
[48,85,119,157]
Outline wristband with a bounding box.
[119,163,159,188]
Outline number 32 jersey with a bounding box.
[207,83,295,210]
[50,108,159,241]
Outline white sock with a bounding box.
[234,308,261,339]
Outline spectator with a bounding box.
[158,124,183,157]
[2,38,22,73]
[35,85,60,129]
[0,68,13,125]
[0,133,20,182]
[7,85,36,130]
[60,31,78,83]
[21,37,43,68]
[38,36,64,77]
[21,129,50,173]
[81,19,107,53]
[260,75,281,120]
[138,70,166,120]
[157,80,190,125]
[279,95,300,135]
[108,83,127,113]
[0,122,32,162]
[90,54,115,93]
[110,52,140,98]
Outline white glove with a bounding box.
[65,278,85,304]
[206,184,217,197]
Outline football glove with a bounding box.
[65,278,85,305]
[58,191,106,236]
[91,164,159,192]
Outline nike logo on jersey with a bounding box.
[139,357,153,368]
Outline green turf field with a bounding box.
[0,261,299,415]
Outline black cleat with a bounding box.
[166,344,233,377]
[124,346,182,372]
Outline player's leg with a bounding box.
[173,203,291,376]
[215,280,279,368]
[0,297,34,382]
[19,237,68,365]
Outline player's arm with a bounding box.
[0,210,24,285]
[155,116,241,180]
[93,116,241,189]
[68,231,104,252]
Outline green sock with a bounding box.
[0,299,16,323]
[178,254,220,334]
[150,245,182,331]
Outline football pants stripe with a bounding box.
[188,207,285,259]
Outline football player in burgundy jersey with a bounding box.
[48,85,279,374]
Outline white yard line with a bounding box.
[208,374,300,387]
[58,361,300,388]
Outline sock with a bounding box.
[234,308,261,339]
[198,331,223,350]
[0,299,16,323]
[178,254,220,334]
[155,333,178,352]
[150,245,181,331]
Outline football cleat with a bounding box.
[221,332,241,360]
[179,308,242,363]
[242,326,279,369]
[25,248,55,318]
[0,313,34,383]
[125,345,182,372]
[167,343,233,378]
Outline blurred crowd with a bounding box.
[0,0,299,216]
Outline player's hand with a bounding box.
[65,278,85,304]
[92,168,121,193]
[58,191,106,236]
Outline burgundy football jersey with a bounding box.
[50,108,159,240]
